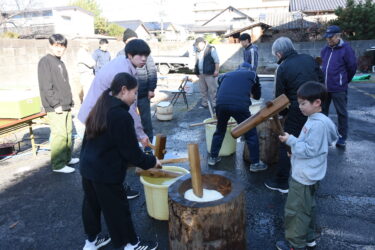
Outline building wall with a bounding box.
[53,9,94,36]
[135,27,151,41]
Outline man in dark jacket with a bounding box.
[208,62,267,172]
[264,37,324,193]
[239,33,258,72]
[117,29,157,150]
[321,25,357,147]
[194,37,220,108]
[38,34,79,173]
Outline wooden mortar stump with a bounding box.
[168,170,245,250]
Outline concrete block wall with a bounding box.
[0,38,373,94]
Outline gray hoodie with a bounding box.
[286,112,339,185]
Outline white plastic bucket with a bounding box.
[249,98,264,115]
[205,118,237,156]
[140,166,189,220]
[184,81,194,95]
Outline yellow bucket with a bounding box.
[204,117,237,156]
[140,166,189,220]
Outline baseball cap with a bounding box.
[324,25,341,38]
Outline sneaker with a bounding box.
[124,240,158,250]
[306,240,317,248]
[126,185,140,200]
[68,158,80,165]
[336,137,346,148]
[264,179,288,194]
[249,161,268,172]
[208,156,221,166]
[53,166,75,173]
[83,235,111,250]
[276,240,306,250]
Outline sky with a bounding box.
[2,0,197,24]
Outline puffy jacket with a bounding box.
[275,50,324,109]
[321,39,357,92]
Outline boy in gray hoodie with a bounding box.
[276,81,339,250]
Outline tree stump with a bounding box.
[168,170,245,250]
[243,117,282,165]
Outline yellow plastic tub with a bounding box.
[140,166,189,220]
[205,117,237,156]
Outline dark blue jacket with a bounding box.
[80,96,156,184]
[216,67,260,109]
[321,39,357,92]
[243,44,258,72]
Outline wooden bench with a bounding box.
[0,112,47,157]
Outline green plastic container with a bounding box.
[140,166,189,220]
[205,117,237,156]
[0,90,41,119]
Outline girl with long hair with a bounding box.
[80,72,159,250]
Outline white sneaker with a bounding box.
[83,235,111,250]
[68,158,80,165]
[53,166,75,173]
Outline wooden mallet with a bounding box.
[231,94,290,138]
[188,143,203,197]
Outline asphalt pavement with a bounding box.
[0,75,374,250]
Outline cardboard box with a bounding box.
[0,90,42,119]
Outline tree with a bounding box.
[0,0,36,27]
[330,0,375,40]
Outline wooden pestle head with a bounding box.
[231,94,290,138]
[154,134,167,159]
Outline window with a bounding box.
[42,10,52,17]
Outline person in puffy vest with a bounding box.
[194,37,220,108]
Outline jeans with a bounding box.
[210,104,259,162]
[322,90,348,140]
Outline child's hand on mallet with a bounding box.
[154,159,162,169]
[279,132,290,143]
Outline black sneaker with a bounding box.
[264,179,289,194]
[83,235,111,250]
[276,240,306,250]
[125,240,158,250]
[126,185,140,200]
[208,156,221,166]
[336,137,346,148]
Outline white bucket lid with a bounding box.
[158,101,171,107]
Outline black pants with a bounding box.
[275,107,307,184]
[322,91,348,140]
[211,104,260,162]
[138,96,153,140]
[82,177,138,248]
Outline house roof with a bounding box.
[259,12,316,30]
[112,20,150,34]
[188,24,228,33]
[224,22,271,37]
[143,22,175,31]
[202,6,255,26]
[289,0,375,13]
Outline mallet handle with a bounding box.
[272,115,285,136]
[188,144,203,197]
[160,158,188,164]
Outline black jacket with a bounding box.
[275,50,324,109]
[216,68,261,109]
[80,96,156,184]
[37,54,73,112]
[275,50,323,136]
